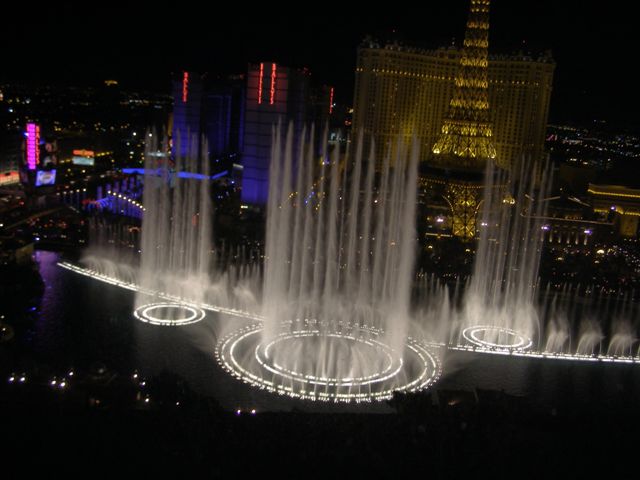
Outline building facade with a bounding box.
[588,183,640,238]
[352,46,554,169]
[352,0,554,240]
[170,72,245,174]
[241,63,332,205]
[171,72,204,159]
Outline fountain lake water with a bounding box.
[60,129,640,404]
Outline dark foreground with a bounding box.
[2,375,637,479]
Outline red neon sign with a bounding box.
[182,72,189,103]
[270,63,277,105]
[26,123,40,170]
[329,87,334,114]
[258,63,264,105]
[72,149,95,157]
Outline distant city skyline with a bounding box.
[1,1,636,124]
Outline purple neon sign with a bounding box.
[26,123,40,170]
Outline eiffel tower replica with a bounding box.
[432,0,496,167]
[424,0,500,240]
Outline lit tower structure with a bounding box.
[426,0,498,239]
[432,0,496,167]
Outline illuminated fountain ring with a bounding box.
[462,325,533,352]
[215,321,441,403]
[134,302,206,326]
[60,262,640,365]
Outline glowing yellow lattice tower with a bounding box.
[432,0,497,169]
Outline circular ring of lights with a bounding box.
[215,322,442,403]
[462,325,533,351]
[257,331,400,386]
[134,302,206,326]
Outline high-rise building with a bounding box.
[242,62,300,204]
[352,0,554,239]
[202,75,246,160]
[241,62,329,205]
[171,72,204,158]
[170,72,245,175]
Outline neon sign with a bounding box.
[35,169,56,187]
[270,63,277,105]
[182,72,189,103]
[329,87,334,114]
[72,149,95,157]
[258,63,264,104]
[26,123,40,170]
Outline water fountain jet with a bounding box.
[216,126,441,402]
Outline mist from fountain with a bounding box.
[544,283,640,358]
[454,159,551,350]
[607,321,636,357]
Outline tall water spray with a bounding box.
[135,136,213,323]
[262,126,418,345]
[216,126,441,401]
[459,159,551,350]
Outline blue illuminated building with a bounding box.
[241,63,313,205]
[170,68,333,204]
[171,72,203,159]
[171,72,244,175]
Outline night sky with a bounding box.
[1,1,636,125]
